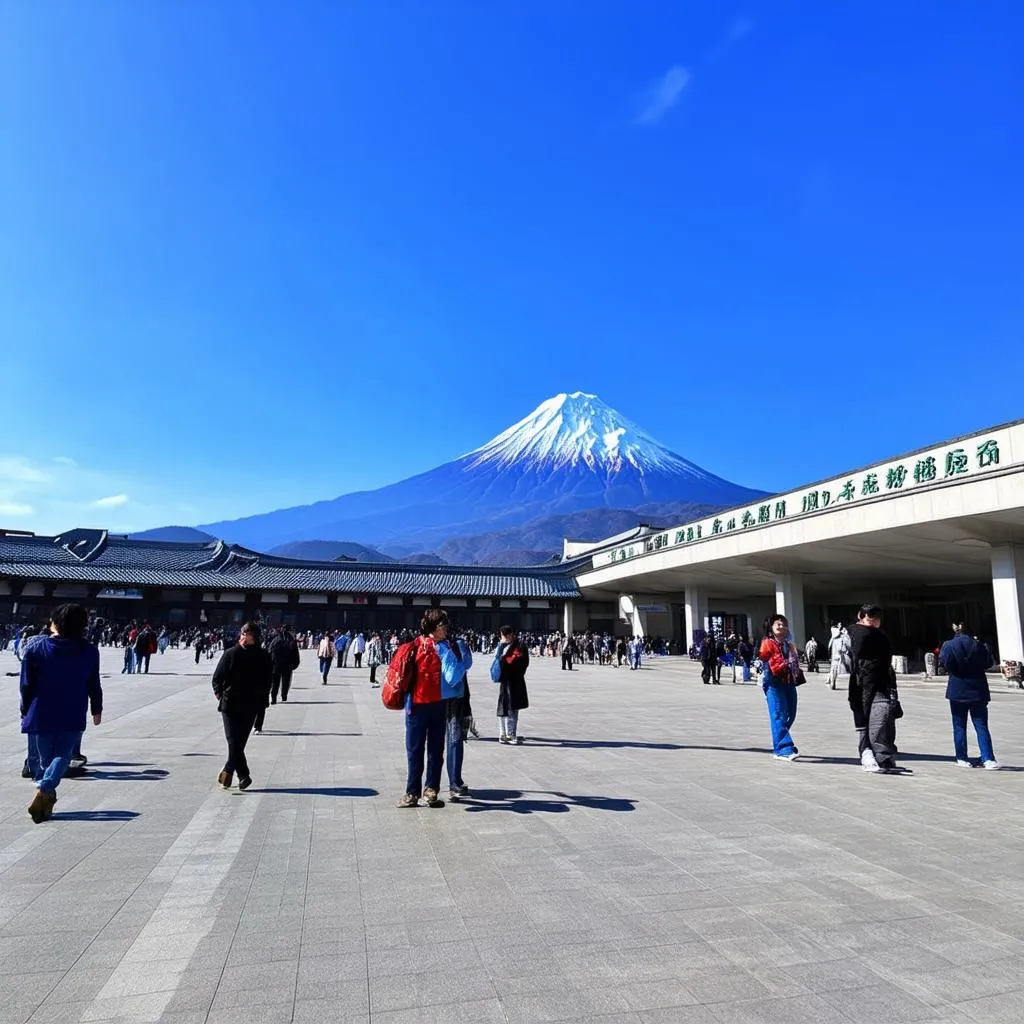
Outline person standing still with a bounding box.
[352,632,365,668]
[758,614,800,760]
[212,622,272,791]
[494,625,530,744]
[366,632,384,687]
[940,622,1000,769]
[20,604,103,823]
[317,632,335,685]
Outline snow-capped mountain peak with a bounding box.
[464,392,705,476]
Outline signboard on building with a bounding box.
[601,424,1020,568]
[97,587,144,600]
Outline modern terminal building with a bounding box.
[566,419,1024,671]
[1,419,1022,670]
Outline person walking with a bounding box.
[211,622,272,791]
[20,603,103,823]
[134,624,156,673]
[352,631,366,668]
[701,634,719,684]
[396,609,463,809]
[940,622,1000,769]
[317,632,335,685]
[494,625,530,744]
[366,632,384,687]
[561,634,574,671]
[805,636,819,673]
[758,614,801,760]
[268,625,301,704]
[444,635,474,802]
[848,604,901,774]
[335,630,348,669]
[827,624,851,690]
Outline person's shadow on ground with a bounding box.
[78,767,169,781]
[51,810,140,821]
[248,786,378,797]
[511,736,682,751]
[461,789,636,814]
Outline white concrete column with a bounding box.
[618,595,647,637]
[563,601,580,636]
[991,544,1024,664]
[684,586,708,647]
[774,573,806,649]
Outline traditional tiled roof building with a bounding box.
[0,528,581,633]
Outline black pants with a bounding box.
[139,652,151,673]
[336,651,343,668]
[271,668,292,702]
[353,652,362,668]
[195,647,202,664]
[561,652,573,670]
[369,664,377,684]
[222,709,257,779]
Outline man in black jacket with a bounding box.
[848,604,900,773]
[212,622,273,791]
[268,626,301,705]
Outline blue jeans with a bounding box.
[764,684,798,756]
[446,716,465,789]
[405,700,446,798]
[26,735,40,779]
[950,700,995,762]
[33,731,81,794]
[319,657,331,681]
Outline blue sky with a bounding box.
[1,2,1022,535]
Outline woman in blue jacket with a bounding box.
[939,623,999,769]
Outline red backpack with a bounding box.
[382,639,418,710]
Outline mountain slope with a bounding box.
[267,540,395,562]
[196,392,765,552]
[431,502,720,565]
[129,526,216,543]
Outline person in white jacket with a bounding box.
[352,632,366,668]
[827,625,851,690]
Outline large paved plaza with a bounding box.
[2,648,1024,1024]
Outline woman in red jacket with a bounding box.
[397,609,466,808]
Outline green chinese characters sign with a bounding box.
[604,432,1009,567]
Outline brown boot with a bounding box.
[217,770,233,790]
[27,789,49,824]
[41,791,57,821]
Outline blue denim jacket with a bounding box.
[439,639,473,699]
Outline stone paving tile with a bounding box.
[3,648,1024,1023]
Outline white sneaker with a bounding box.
[773,752,799,761]
[861,749,879,771]
[955,759,973,768]
[983,760,1002,770]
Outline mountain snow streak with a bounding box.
[466,392,715,476]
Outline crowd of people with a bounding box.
[11,600,1006,825]
[755,605,1001,774]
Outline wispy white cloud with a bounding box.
[706,16,755,63]
[635,17,754,128]
[637,65,692,126]
[0,456,51,485]
[0,501,34,518]
[52,456,78,467]
[93,494,130,509]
